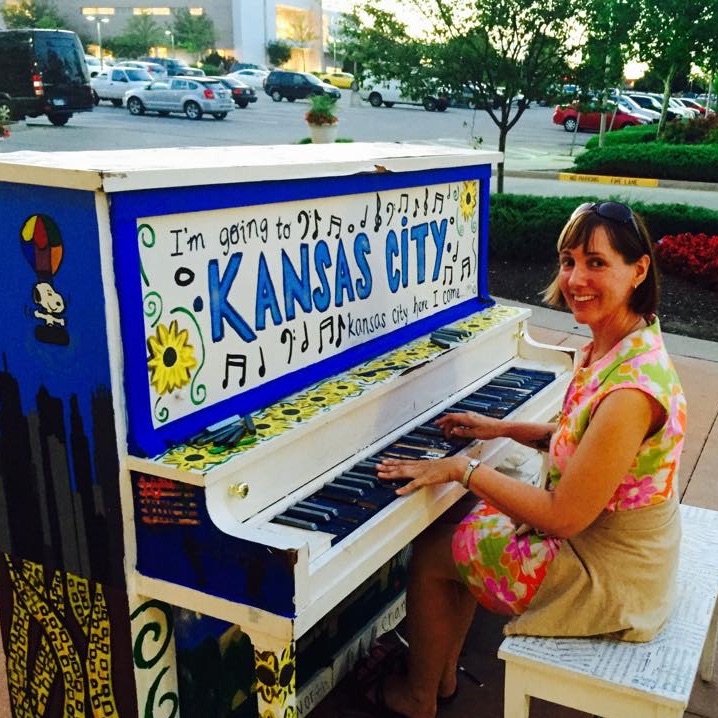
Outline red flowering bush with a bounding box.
[656,233,718,290]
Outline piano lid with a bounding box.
[0,142,503,192]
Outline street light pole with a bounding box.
[165,30,175,54]
[86,16,109,70]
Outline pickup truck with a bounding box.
[359,77,449,112]
[91,67,153,107]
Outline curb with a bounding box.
[502,169,718,193]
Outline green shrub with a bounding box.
[489,194,718,261]
[584,124,659,150]
[201,64,224,76]
[572,144,718,182]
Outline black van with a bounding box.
[0,29,93,126]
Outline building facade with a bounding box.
[0,0,334,69]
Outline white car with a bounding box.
[359,76,449,111]
[114,60,167,79]
[91,67,153,107]
[228,69,268,90]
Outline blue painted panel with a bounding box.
[111,165,494,457]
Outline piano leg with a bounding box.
[254,638,298,717]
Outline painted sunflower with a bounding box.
[147,320,198,395]
[459,180,478,221]
[162,444,220,471]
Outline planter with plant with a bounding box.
[305,94,339,143]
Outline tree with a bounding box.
[267,39,292,68]
[173,8,216,59]
[1,0,66,29]
[103,12,163,58]
[289,13,318,71]
[632,0,718,134]
[341,0,580,192]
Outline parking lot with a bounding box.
[1,90,592,160]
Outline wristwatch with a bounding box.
[461,457,481,489]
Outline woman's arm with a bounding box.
[436,411,556,451]
[379,388,662,538]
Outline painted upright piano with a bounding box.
[0,143,572,716]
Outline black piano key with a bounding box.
[412,424,445,438]
[285,506,332,523]
[297,499,339,517]
[324,481,365,498]
[343,467,379,482]
[273,514,319,531]
[334,476,376,490]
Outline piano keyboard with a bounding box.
[270,368,555,544]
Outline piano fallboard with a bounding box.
[129,304,574,638]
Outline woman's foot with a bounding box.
[370,673,436,718]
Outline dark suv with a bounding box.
[139,56,204,77]
[0,29,93,125]
[264,70,340,102]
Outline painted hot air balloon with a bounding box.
[20,214,63,279]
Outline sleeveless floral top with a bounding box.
[548,317,686,511]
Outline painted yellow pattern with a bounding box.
[155,304,523,470]
[3,555,117,718]
[255,643,296,717]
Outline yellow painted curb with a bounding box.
[558,172,660,188]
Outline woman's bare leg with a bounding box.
[379,523,476,718]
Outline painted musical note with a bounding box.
[318,316,344,353]
[374,193,382,232]
[328,214,342,239]
[433,192,444,213]
[312,208,322,240]
[386,201,395,224]
[442,265,453,286]
[423,188,428,216]
[222,354,247,388]
[398,193,409,214]
[281,328,294,363]
[318,317,334,354]
[300,321,309,352]
[461,257,471,280]
[452,240,459,262]
[360,204,368,229]
[297,210,310,240]
[258,346,266,377]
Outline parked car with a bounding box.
[230,61,269,73]
[85,54,102,78]
[229,69,268,90]
[91,67,152,107]
[673,97,710,115]
[625,93,683,121]
[114,60,167,78]
[124,76,234,120]
[552,103,648,132]
[613,94,660,123]
[0,28,93,125]
[139,56,204,77]
[315,71,355,89]
[359,77,449,112]
[264,70,340,102]
[216,76,257,108]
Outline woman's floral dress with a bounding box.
[452,318,686,615]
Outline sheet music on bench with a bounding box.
[0,142,573,718]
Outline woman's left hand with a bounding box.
[376,455,466,496]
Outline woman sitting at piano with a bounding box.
[372,201,686,718]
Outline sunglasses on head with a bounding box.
[571,201,641,239]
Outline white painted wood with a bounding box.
[498,504,718,718]
[0,143,504,192]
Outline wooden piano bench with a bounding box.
[498,503,718,718]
